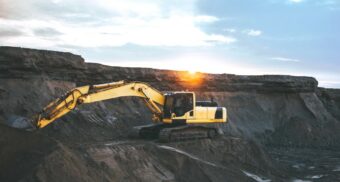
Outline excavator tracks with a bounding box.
[158,125,219,143]
[131,124,221,143]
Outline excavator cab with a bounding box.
[163,92,194,119]
[162,92,227,125]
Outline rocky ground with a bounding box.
[0,46,340,181]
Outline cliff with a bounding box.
[0,46,317,92]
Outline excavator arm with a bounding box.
[34,81,165,129]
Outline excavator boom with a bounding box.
[35,81,165,128]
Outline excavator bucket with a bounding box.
[6,115,37,131]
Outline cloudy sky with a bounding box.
[0,0,339,88]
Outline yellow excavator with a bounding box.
[31,80,227,142]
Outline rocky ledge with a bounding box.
[0,46,317,92]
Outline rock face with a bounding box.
[1,46,340,181]
[0,46,318,92]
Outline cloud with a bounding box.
[33,28,63,37]
[288,0,304,3]
[319,80,340,88]
[223,28,236,33]
[0,0,235,48]
[0,28,25,37]
[270,57,301,62]
[244,29,262,36]
[194,15,219,23]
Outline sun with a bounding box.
[187,67,198,75]
[188,70,197,75]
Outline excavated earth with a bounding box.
[1,46,340,181]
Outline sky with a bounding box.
[0,0,339,88]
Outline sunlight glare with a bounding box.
[99,53,263,76]
[188,69,197,75]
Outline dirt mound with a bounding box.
[0,123,114,182]
[0,124,57,181]
[0,122,284,181]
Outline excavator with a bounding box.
[30,80,227,142]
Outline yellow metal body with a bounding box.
[35,80,227,129]
[162,92,227,124]
[162,107,227,124]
